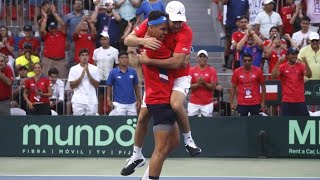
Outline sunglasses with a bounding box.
[311,39,319,42]
[243,59,252,62]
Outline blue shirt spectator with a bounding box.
[106,67,139,104]
[136,0,165,19]
[225,0,249,30]
[240,45,263,68]
[96,13,121,48]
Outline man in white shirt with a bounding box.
[292,16,312,50]
[68,48,100,116]
[254,0,283,40]
[48,67,65,115]
[93,31,119,115]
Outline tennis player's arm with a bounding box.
[145,52,187,69]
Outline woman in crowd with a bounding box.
[23,62,52,115]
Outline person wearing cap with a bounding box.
[93,31,119,115]
[0,54,14,115]
[123,2,201,176]
[222,0,249,69]
[271,47,312,116]
[73,15,97,65]
[68,48,100,116]
[91,0,121,49]
[40,6,68,79]
[15,43,40,78]
[230,52,266,116]
[64,0,85,68]
[37,0,58,32]
[18,25,41,56]
[188,50,217,117]
[254,0,283,41]
[298,32,320,79]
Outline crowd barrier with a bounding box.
[0,116,319,158]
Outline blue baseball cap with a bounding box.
[286,47,299,55]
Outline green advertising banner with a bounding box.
[305,80,320,105]
[0,116,319,158]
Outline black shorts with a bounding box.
[281,102,309,116]
[147,104,177,126]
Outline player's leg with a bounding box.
[120,104,150,176]
[171,76,201,156]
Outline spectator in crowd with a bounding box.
[280,0,295,36]
[17,25,41,56]
[29,0,44,36]
[292,16,312,50]
[222,0,249,69]
[91,0,121,49]
[11,66,28,111]
[37,0,58,32]
[254,0,283,40]
[68,48,100,116]
[271,47,311,116]
[298,32,320,80]
[303,0,320,33]
[188,50,217,117]
[264,33,288,79]
[291,2,304,33]
[248,0,264,26]
[48,67,65,115]
[230,53,266,116]
[106,51,141,116]
[4,0,24,36]
[0,54,14,115]
[15,43,40,77]
[231,16,249,70]
[114,0,141,51]
[236,27,264,68]
[136,0,165,23]
[73,15,97,65]
[23,62,53,115]
[64,0,85,68]
[40,9,68,78]
[0,25,15,71]
[93,31,119,115]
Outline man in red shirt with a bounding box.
[40,10,68,78]
[122,11,180,179]
[18,25,41,56]
[231,16,248,70]
[73,15,97,64]
[122,1,201,176]
[230,53,266,116]
[271,47,311,116]
[188,50,217,117]
[0,54,13,115]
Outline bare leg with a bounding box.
[134,107,151,148]
[170,90,190,133]
[149,123,179,178]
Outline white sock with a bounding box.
[132,145,142,159]
[141,165,149,180]
[183,131,194,145]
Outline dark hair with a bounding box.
[73,0,83,4]
[238,15,249,21]
[301,16,311,22]
[118,51,129,58]
[78,48,89,56]
[242,53,252,60]
[48,67,59,76]
[148,10,168,22]
[0,25,9,41]
[33,62,43,69]
[269,26,280,33]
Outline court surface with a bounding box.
[0,157,319,179]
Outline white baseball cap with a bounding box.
[197,50,208,57]
[100,31,109,38]
[165,1,186,22]
[264,0,275,4]
[309,32,320,40]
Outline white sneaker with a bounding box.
[120,155,146,176]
